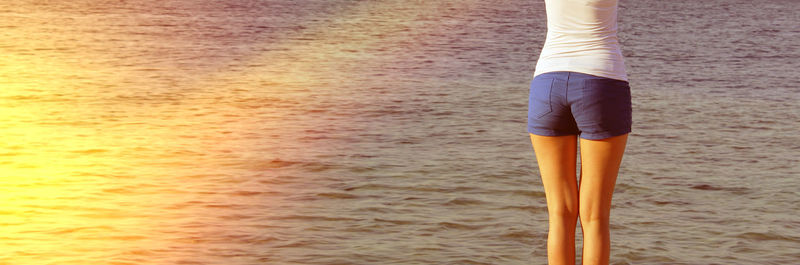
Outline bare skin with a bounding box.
[530,133,628,265]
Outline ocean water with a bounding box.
[1,0,798,264]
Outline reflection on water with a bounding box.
[1,0,799,264]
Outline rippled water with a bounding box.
[1,0,798,264]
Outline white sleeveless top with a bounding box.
[533,0,628,82]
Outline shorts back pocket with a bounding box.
[580,78,632,128]
[529,77,554,118]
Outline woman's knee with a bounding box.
[579,209,610,225]
[549,206,579,221]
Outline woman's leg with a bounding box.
[530,133,580,265]
[578,133,629,265]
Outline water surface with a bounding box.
[1,0,798,264]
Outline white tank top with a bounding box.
[533,0,628,82]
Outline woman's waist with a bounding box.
[534,55,627,80]
[542,31,621,50]
[538,47,624,60]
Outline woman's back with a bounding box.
[534,0,628,81]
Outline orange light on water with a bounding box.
[0,0,482,262]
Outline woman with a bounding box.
[527,0,631,264]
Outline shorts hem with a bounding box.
[527,128,578,137]
[579,128,631,140]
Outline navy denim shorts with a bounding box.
[527,71,632,140]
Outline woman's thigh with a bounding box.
[530,133,579,216]
[578,133,629,221]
